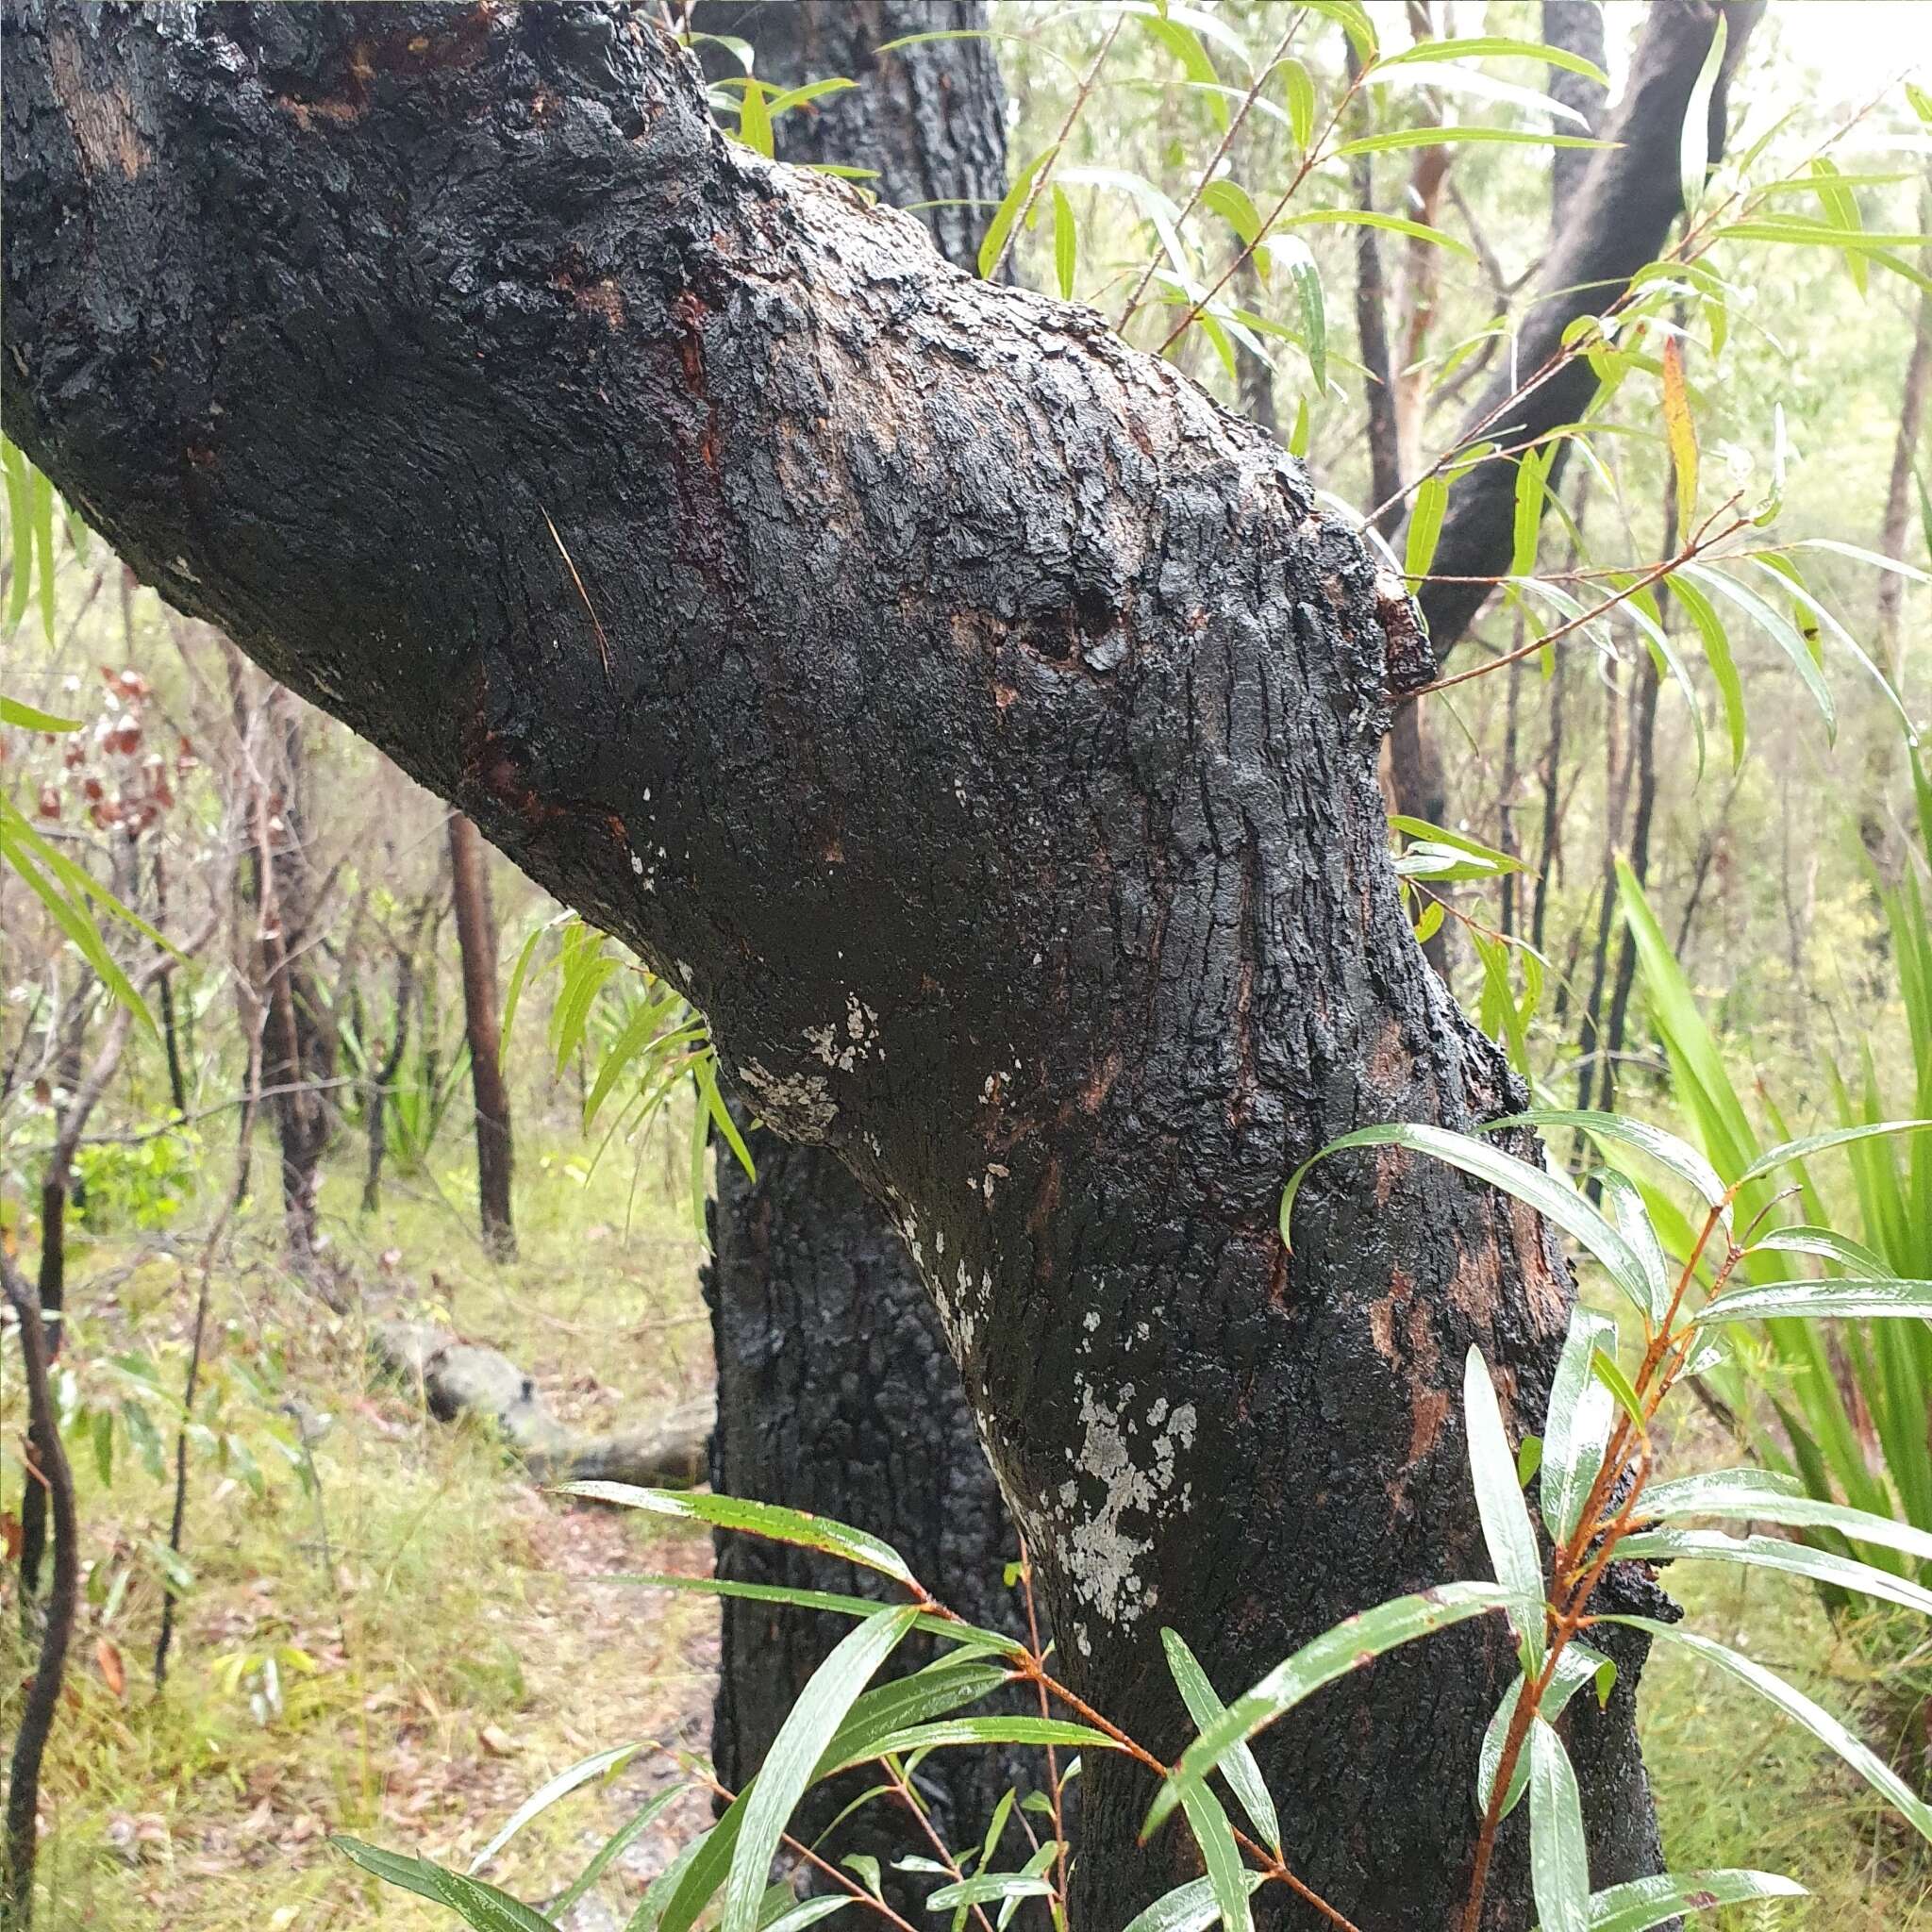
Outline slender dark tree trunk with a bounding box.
[2,1246,77,1932]
[688,2,1035,1881]
[448,811,515,1257]
[1597,472,1679,1125]
[2,11,1673,1924]
[361,903,425,1216]
[1875,187,1932,675]
[234,678,336,1274]
[1347,59,1449,973]
[1417,1,1757,666]
[154,846,191,1113]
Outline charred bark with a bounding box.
[2,9,1668,1924]
[704,1126,1036,1868]
[691,0,1035,1876]
[448,810,516,1257]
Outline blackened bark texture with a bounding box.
[690,0,1036,1874]
[1416,0,1758,664]
[691,0,1005,273]
[448,810,516,1257]
[704,1127,1037,1867]
[1,9,1668,1924]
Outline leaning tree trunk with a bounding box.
[1414,0,1758,666]
[2,9,1670,1924]
[448,810,516,1257]
[689,0,1036,1876]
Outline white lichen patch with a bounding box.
[805,992,883,1072]
[737,1058,837,1140]
[1052,1383,1198,1633]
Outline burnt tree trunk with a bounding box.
[1416,0,1757,666]
[3,9,1669,1924]
[690,0,1037,1874]
[448,810,516,1257]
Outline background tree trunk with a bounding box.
[689,0,1036,1882]
[231,673,337,1277]
[1,9,1673,1922]
[1415,0,1757,667]
[448,810,515,1257]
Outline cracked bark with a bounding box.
[2,8,1669,1924]
[691,0,1036,1877]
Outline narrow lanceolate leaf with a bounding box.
[1333,126,1611,158]
[468,1743,642,1875]
[723,1607,918,1932]
[1692,1278,1932,1324]
[1283,208,1475,260]
[1607,1616,1932,1843]
[1639,1471,1932,1567]
[848,1717,1114,1764]
[1511,445,1549,580]
[1589,1349,1646,1437]
[1529,1719,1590,1932]
[762,1900,855,1932]
[617,1573,1021,1655]
[1475,1643,1609,1821]
[1143,1582,1509,1839]
[1178,1781,1255,1932]
[546,1786,685,1920]
[1280,57,1315,152]
[1279,236,1325,390]
[1051,183,1077,300]
[1122,1873,1267,1932]
[1591,1170,1672,1324]
[1283,1123,1655,1316]
[1736,1119,1932,1185]
[1615,1528,1932,1619]
[1667,570,1746,769]
[1582,1868,1805,1932]
[923,1874,1055,1911]
[332,1840,560,1932]
[1162,1630,1280,1855]
[1678,13,1728,214]
[1466,1346,1547,1671]
[1541,1310,1618,1545]
[1679,562,1835,742]
[1491,1110,1729,1217]
[1660,338,1698,541]
[558,1485,916,1587]
[0,694,80,731]
[1378,36,1609,85]
[978,145,1058,279]
[1750,1224,1893,1275]
[1405,473,1449,584]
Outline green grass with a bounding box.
[4,1109,718,1931]
[1643,1562,1932,1927]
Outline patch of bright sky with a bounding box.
[1363,2,1932,124]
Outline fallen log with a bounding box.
[371,1321,709,1490]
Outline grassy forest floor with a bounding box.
[4,1121,1929,1931]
